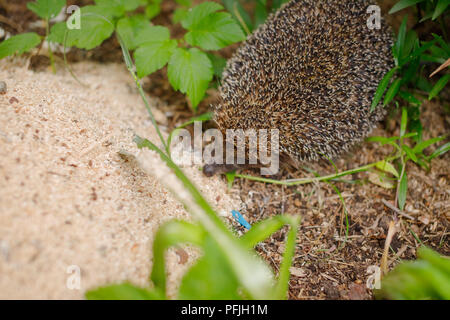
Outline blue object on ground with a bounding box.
[232,210,252,230]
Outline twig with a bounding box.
[380,221,397,276]
[382,199,415,220]
[430,58,450,78]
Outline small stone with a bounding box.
[9,97,19,104]
[0,81,6,95]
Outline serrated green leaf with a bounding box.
[397,170,408,210]
[429,74,450,100]
[389,0,425,14]
[182,2,245,50]
[168,48,213,109]
[371,68,398,111]
[116,15,149,50]
[48,6,115,50]
[0,33,41,59]
[181,2,223,29]
[27,0,65,20]
[135,39,177,78]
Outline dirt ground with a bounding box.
[0,0,449,300]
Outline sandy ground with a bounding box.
[0,59,240,299]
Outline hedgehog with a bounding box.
[203,0,394,176]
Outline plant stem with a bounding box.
[46,19,56,74]
[235,155,400,186]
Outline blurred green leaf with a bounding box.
[116,15,149,50]
[371,68,398,111]
[389,0,425,14]
[0,33,41,59]
[397,169,408,210]
[86,283,164,300]
[376,160,399,178]
[49,6,115,50]
[376,247,450,300]
[429,74,450,100]
[27,0,65,20]
[432,0,450,20]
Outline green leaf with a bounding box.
[397,170,408,210]
[432,0,450,20]
[225,171,236,189]
[150,220,205,295]
[394,15,408,64]
[0,33,41,59]
[377,247,450,300]
[402,145,418,163]
[116,15,150,50]
[134,26,177,78]
[389,0,425,14]
[400,107,408,137]
[48,6,115,50]
[86,283,164,300]
[27,0,65,20]
[168,48,214,109]
[371,68,398,111]
[172,8,188,24]
[221,0,253,33]
[182,2,246,50]
[179,236,242,299]
[135,136,278,299]
[95,0,142,16]
[206,53,227,78]
[376,160,399,178]
[429,74,450,100]
[413,136,445,154]
[383,78,402,106]
[145,1,161,19]
[428,142,450,160]
[254,0,268,28]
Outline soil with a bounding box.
[0,0,449,300]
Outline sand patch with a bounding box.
[0,59,239,299]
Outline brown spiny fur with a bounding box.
[212,0,394,170]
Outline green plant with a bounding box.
[372,1,450,142]
[0,1,245,110]
[49,1,245,110]
[376,246,450,300]
[229,108,448,212]
[221,0,290,34]
[85,30,300,300]
[0,0,66,72]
